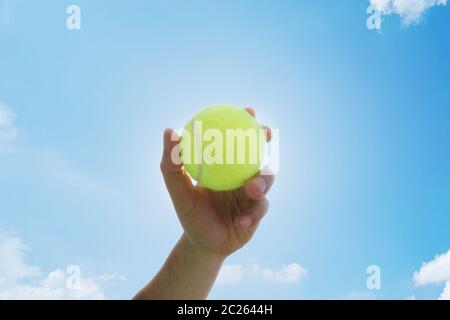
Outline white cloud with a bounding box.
[217,263,307,286]
[440,282,450,300]
[370,0,448,25]
[0,233,125,300]
[413,249,450,300]
[0,269,107,300]
[217,265,245,285]
[0,233,41,283]
[413,249,450,285]
[0,102,18,148]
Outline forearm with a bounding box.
[134,233,226,300]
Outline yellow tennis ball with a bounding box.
[181,105,266,191]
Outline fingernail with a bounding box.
[238,216,252,229]
[252,177,266,194]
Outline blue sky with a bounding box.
[0,0,450,299]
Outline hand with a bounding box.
[134,108,275,300]
[160,108,275,259]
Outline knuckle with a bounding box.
[160,160,167,173]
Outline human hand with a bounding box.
[160,108,275,259]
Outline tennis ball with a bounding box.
[181,105,266,191]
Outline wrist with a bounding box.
[180,233,227,265]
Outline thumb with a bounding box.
[160,128,196,215]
